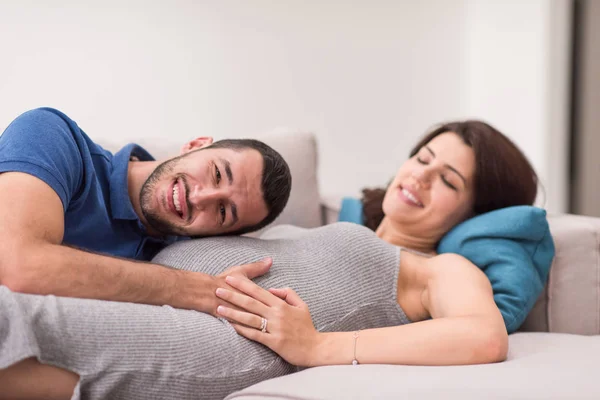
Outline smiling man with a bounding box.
[0,107,291,315]
[135,137,274,238]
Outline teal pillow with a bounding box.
[338,197,364,224]
[338,198,555,333]
[437,206,554,333]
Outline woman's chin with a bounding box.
[386,201,424,216]
[384,209,423,226]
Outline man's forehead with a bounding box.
[205,146,253,156]
[238,161,268,226]
[207,147,267,230]
[207,147,262,172]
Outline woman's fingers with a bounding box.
[230,323,270,346]
[216,306,264,329]
[269,287,305,307]
[215,287,269,315]
[224,275,281,307]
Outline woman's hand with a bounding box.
[202,258,273,317]
[215,275,322,367]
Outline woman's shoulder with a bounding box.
[424,253,489,285]
[400,251,483,284]
[428,252,471,265]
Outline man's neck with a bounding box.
[375,217,438,255]
[127,160,160,233]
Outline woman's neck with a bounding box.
[375,217,438,255]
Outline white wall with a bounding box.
[463,0,571,213]
[0,0,571,213]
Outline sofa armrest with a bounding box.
[520,213,600,335]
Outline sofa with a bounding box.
[115,129,600,399]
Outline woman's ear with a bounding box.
[180,137,214,154]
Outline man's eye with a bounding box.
[215,166,221,184]
[219,204,226,222]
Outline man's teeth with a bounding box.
[173,184,182,214]
[402,188,422,206]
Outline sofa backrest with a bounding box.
[520,213,600,335]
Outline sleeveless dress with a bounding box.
[0,222,411,400]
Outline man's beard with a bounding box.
[139,155,185,237]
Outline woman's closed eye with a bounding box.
[417,155,458,190]
[441,175,457,191]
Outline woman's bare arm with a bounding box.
[310,254,507,366]
[217,253,508,367]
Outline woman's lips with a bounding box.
[398,186,424,207]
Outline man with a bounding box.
[0,107,292,315]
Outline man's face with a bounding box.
[140,145,268,237]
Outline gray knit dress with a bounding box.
[0,222,411,400]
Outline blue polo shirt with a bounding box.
[0,107,179,260]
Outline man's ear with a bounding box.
[180,137,214,154]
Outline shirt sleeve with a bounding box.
[0,108,85,211]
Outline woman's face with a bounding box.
[382,132,476,240]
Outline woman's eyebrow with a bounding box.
[425,146,467,184]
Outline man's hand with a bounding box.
[218,257,273,283]
[213,257,273,315]
[179,258,273,316]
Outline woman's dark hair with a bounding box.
[361,120,539,231]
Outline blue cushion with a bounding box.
[338,198,555,333]
[338,197,364,224]
[437,206,554,333]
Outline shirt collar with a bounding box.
[110,143,155,221]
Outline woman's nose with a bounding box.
[411,166,432,187]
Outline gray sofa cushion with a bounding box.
[226,333,600,400]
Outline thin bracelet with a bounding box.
[351,331,360,365]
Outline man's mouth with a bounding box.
[171,178,186,219]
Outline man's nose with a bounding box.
[188,187,223,210]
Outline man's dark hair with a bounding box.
[208,139,292,235]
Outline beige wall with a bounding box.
[0,0,572,213]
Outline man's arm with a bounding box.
[0,172,268,315]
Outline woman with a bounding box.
[211,120,539,367]
[0,120,539,400]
